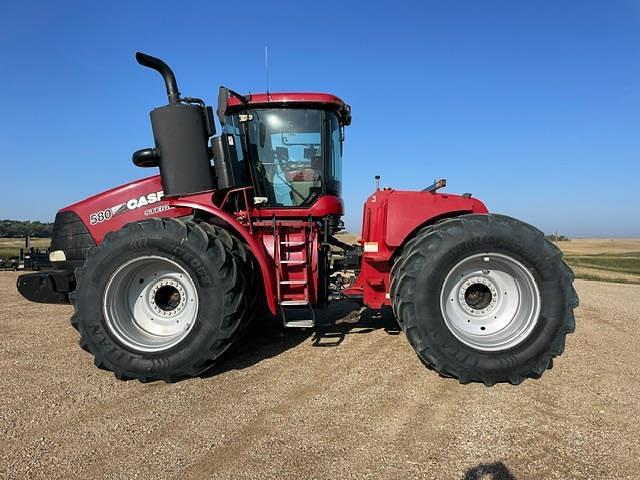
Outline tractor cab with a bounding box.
[219,91,351,213]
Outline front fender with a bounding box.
[363,189,488,248]
[357,188,488,309]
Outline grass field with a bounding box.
[0,237,50,258]
[557,238,640,284]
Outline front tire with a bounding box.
[390,214,578,386]
[70,218,248,382]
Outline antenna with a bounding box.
[264,46,270,98]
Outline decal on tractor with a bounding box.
[89,190,166,224]
[126,190,164,210]
[144,204,173,216]
[88,207,113,225]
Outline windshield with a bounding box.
[225,108,342,207]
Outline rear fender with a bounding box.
[168,193,278,314]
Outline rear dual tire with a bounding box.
[70,218,251,382]
[390,214,578,386]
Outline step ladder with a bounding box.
[274,225,315,328]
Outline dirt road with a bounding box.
[1,271,638,479]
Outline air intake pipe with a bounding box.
[133,52,215,197]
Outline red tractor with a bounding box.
[17,53,577,385]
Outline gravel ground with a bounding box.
[1,271,638,479]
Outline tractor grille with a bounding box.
[50,211,96,268]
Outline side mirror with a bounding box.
[217,86,251,126]
[217,86,229,126]
[341,104,352,126]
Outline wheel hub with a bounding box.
[440,253,541,351]
[459,276,498,315]
[149,280,187,316]
[103,256,199,353]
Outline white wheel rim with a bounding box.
[103,256,198,353]
[440,253,541,351]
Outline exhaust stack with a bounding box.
[134,52,214,197]
[135,52,181,105]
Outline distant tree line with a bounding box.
[546,233,570,242]
[0,220,53,238]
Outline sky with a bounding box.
[0,0,638,237]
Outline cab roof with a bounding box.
[226,92,351,124]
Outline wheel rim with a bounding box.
[440,253,541,351]
[103,256,198,353]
